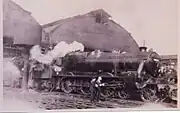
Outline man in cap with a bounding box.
[95,76,105,102]
[136,50,162,89]
[90,70,105,103]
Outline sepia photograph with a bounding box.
[1,0,178,112]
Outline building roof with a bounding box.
[160,55,177,60]
[43,9,111,28]
[3,0,42,46]
[42,9,140,54]
[87,9,112,18]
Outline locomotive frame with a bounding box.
[29,50,177,102]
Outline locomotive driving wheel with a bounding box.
[100,88,114,98]
[117,90,130,99]
[140,87,158,102]
[61,79,73,94]
[45,80,53,90]
[80,81,90,95]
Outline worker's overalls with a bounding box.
[90,79,96,103]
[95,81,101,102]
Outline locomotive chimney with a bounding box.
[139,46,147,52]
[139,40,147,52]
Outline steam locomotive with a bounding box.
[29,47,177,102]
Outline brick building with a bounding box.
[160,55,177,71]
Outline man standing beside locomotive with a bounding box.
[90,73,105,104]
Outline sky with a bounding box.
[12,0,178,55]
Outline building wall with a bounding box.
[161,58,177,71]
[3,47,21,58]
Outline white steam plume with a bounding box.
[70,41,84,52]
[30,41,84,64]
[3,59,21,87]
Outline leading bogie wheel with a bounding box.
[140,87,158,102]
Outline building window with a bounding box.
[95,13,108,24]
[3,36,14,46]
[44,34,49,41]
[95,13,102,23]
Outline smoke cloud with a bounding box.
[30,41,84,64]
[3,59,21,87]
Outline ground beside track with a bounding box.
[2,87,177,112]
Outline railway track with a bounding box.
[38,91,176,110]
[3,87,177,110]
